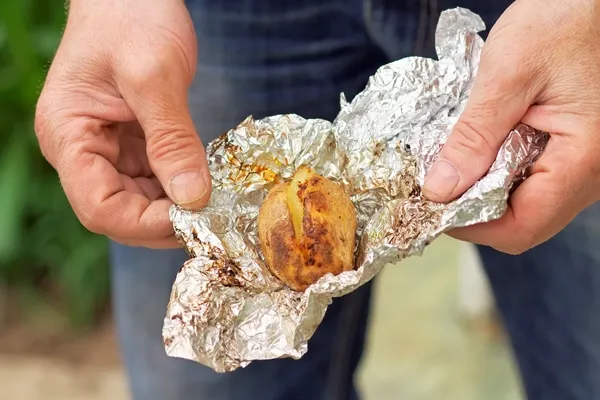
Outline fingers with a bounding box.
[121,175,166,201]
[118,50,211,211]
[422,41,537,203]
[447,138,586,254]
[56,127,176,240]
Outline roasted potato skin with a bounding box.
[258,166,357,291]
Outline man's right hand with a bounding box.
[35,0,210,248]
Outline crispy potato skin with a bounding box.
[258,166,357,291]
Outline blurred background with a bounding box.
[0,1,522,399]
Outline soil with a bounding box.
[0,314,121,367]
[0,291,128,400]
[0,287,121,367]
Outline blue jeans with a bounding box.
[110,0,600,399]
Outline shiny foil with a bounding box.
[162,8,549,372]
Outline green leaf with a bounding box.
[59,234,108,326]
[0,0,108,328]
[0,132,30,263]
[0,1,44,105]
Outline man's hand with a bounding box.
[422,0,600,254]
[35,0,210,248]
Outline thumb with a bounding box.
[123,70,211,210]
[422,65,533,203]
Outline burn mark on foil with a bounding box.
[232,162,280,185]
[217,117,288,186]
[216,258,244,287]
[373,141,385,158]
[223,143,280,184]
[175,223,245,289]
[385,198,443,251]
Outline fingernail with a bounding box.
[169,170,208,205]
[423,159,459,200]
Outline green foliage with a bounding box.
[0,0,109,326]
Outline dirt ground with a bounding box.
[0,314,119,365]
[0,282,130,400]
[0,354,127,400]
[0,308,129,400]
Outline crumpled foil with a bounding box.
[162,8,549,373]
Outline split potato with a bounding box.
[258,166,357,291]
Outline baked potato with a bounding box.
[258,166,357,291]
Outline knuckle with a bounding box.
[77,194,118,236]
[34,94,52,143]
[34,105,48,139]
[487,215,539,255]
[61,162,109,236]
[68,195,103,234]
[78,211,102,234]
[449,118,497,157]
[34,97,59,167]
[124,57,171,93]
[482,48,526,83]
[478,54,535,102]
[500,244,527,256]
[146,126,199,163]
[492,236,529,255]
[483,23,529,78]
[477,31,536,99]
[505,229,537,255]
[121,35,193,93]
[498,64,530,95]
[66,191,104,235]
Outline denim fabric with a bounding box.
[479,205,600,400]
[109,0,600,399]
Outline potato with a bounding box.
[258,166,357,291]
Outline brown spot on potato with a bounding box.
[269,222,293,271]
[296,181,308,198]
[270,236,289,269]
[304,191,329,213]
[303,221,328,242]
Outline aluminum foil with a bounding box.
[162,8,549,372]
